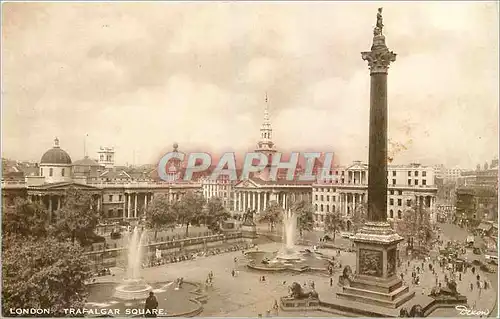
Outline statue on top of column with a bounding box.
[374,7,384,36]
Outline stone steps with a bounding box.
[342,284,410,302]
[337,288,415,309]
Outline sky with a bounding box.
[2,1,499,169]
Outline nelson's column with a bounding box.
[336,8,415,313]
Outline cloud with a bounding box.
[1,2,498,169]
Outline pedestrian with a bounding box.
[476,274,480,281]
[470,283,474,291]
[459,273,462,281]
[330,277,333,287]
[144,291,159,318]
[231,269,235,277]
[400,273,404,281]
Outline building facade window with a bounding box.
[407,199,412,206]
[390,198,394,205]
[408,179,411,185]
[392,171,396,176]
[320,204,324,212]
[398,199,402,206]
[422,171,427,177]
[109,195,113,202]
[415,171,419,177]
[392,179,396,185]
[61,168,65,177]
[415,179,419,185]
[408,171,411,176]
[398,190,402,195]
[49,168,53,176]
[422,180,427,185]
[315,195,318,200]
[40,168,44,176]
[398,210,402,219]
[390,210,394,218]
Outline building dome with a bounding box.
[40,137,72,165]
[73,156,101,167]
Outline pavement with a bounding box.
[91,223,497,317]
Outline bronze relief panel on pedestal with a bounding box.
[387,248,396,277]
[359,249,383,277]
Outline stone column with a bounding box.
[127,193,131,218]
[238,192,242,211]
[144,193,148,211]
[339,11,412,308]
[263,192,267,211]
[134,193,138,218]
[123,195,127,219]
[243,191,246,211]
[362,33,396,222]
[282,193,286,209]
[252,192,256,210]
[257,192,261,212]
[57,196,61,210]
[48,196,52,212]
[233,193,237,212]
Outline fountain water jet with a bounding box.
[245,208,332,272]
[114,226,152,300]
[275,209,303,261]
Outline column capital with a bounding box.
[361,45,396,74]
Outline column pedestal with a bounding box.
[336,222,414,309]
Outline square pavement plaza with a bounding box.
[104,241,497,317]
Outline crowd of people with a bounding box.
[145,243,255,268]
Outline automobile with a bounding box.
[480,263,496,273]
[485,254,498,265]
[340,232,353,238]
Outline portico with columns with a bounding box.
[27,182,102,221]
[233,178,313,216]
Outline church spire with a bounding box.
[255,93,276,155]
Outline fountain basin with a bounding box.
[245,250,332,273]
[114,278,153,300]
[86,281,206,317]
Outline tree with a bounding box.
[2,198,50,239]
[204,197,230,232]
[52,187,102,246]
[396,203,434,253]
[145,194,177,240]
[173,192,205,237]
[352,203,367,232]
[2,236,93,317]
[259,200,282,231]
[293,200,314,237]
[324,210,342,241]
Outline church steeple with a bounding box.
[255,93,276,155]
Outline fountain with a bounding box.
[245,209,332,272]
[85,226,207,316]
[274,209,303,262]
[113,226,153,300]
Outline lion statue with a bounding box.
[338,265,354,286]
[289,282,319,300]
[409,304,424,317]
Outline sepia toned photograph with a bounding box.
[1,1,498,318]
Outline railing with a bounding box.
[1,180,27,188]
[85,181,201,188]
